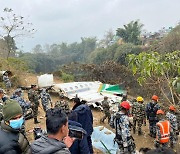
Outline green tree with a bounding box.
[114,43,142,65]
[116,20,143,45]
[0,8,35,59]
[128,51,180,105]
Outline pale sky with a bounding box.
[0,0,180,51]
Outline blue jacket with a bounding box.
[146,102,160,121]
[69,120,90,154]
[73,104,93,136]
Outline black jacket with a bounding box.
[72,104,93,136]
[0,121,31,154]
[69,120,90,154]
[31,135,70,154]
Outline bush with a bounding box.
[114,43,142,65]
[61,72,74,82]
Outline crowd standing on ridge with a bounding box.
[0,72,179,154]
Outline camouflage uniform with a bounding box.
[175,111,180,132]
[11,93,30,115]
[110,111,136,154]
[39,89,52,113]
[166,111,178,148]
[132,101,146,135]
[0,100,3,122]
[28,88,39,122]
[100,99,111,123]
[146,102,160,137]
[54,100,70,115]
[3,74,11,90]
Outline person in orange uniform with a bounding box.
[154,109,170,148]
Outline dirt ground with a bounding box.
[17,73,179,153]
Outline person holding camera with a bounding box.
[68,120,90,154]
[71,98,94,153]
[31,108,74,154]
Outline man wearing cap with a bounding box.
[28,85,40,124]
[11,88,31,115]
[0,99,31,154]
[100,96,111,124]
[110,101,136,153]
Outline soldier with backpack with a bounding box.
[146,95,160,138]
[110,101,136,154]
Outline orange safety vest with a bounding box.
[156,120,170,143]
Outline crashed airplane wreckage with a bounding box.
[20,74,127,111]
[53,81,126,111]
[37,72,127,111]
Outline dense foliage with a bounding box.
[128,51,180,104]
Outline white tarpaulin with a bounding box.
[92,126,118,154]
[37,74,54,88]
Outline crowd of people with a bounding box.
[0,84,94,154]
[103,94,180,153]
[0,73,179,154]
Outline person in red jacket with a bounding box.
[155,109,170,148]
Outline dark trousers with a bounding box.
[149,120,157,137]
[87,136,93,154]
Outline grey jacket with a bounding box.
[31,135,70,154]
